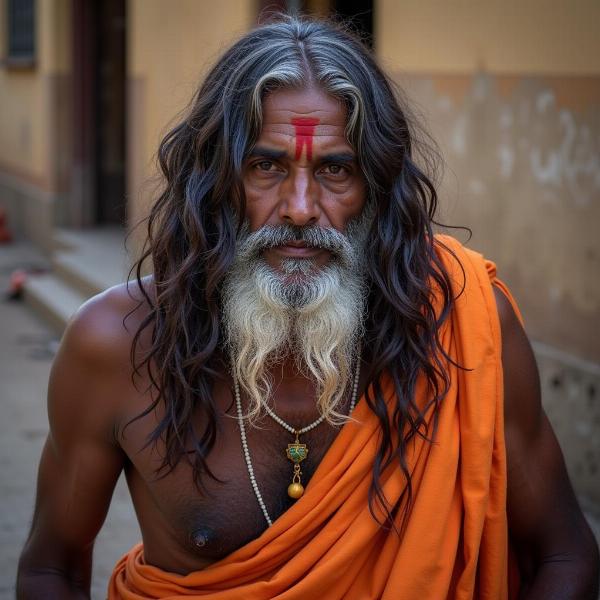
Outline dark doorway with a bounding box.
[95,0,126,224]
[72,0,126,227]
[257,1,374,47]
[332,0,373,47]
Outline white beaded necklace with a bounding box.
[233,350,362,527]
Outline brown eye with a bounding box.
[323,164,348,176]
[256,160,274,171]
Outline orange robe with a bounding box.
[109,236,520,599]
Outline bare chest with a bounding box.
[120,393,340,572]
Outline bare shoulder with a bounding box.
[49,276,155,443]
[62,276,154,366]
[492,275,600,592]
[492,285,541,435]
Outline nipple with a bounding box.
[190,526,214,549]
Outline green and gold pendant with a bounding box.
[286,431,308,499]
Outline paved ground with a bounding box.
[0,241,139,599]
[1,240,599,598]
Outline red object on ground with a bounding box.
[7,269,27,300]
[0,207,13,243]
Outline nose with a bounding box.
[278,170,321,227]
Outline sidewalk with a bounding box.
[0,240,139,599]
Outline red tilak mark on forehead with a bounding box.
[291,117,320,161]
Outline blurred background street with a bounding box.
[1,0,599,597]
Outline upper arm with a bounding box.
[19,286,136,581]
[494,287,599,579]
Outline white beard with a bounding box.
[221,211,371,424]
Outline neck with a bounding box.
[266,357,321,416]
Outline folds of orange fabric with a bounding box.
[109,236,518,600]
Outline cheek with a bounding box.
[322,181,367,229]
[242,181,277,231]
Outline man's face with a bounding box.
[242,86,367,272]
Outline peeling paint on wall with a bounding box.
[398,72,600,363]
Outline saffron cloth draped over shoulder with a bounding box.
[109,236,521,599]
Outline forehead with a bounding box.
[260,87,348,133]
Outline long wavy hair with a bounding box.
[129,15,458,528]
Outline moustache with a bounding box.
[239,224,352,258]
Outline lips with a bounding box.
[283,240,310,248]
[274,243,324,257]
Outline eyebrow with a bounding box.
[249,146,356,164]
[248,146,287,161]
[320,152,356,165]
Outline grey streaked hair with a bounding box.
[247,35,365,148]
[192,15,380,195]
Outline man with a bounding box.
[17,16,599,599]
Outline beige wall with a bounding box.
[0,0,71,249]
[127,0,255,235]
[0,0,70,185]
[376,0,600,75]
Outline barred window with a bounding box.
[7,0,35,65]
